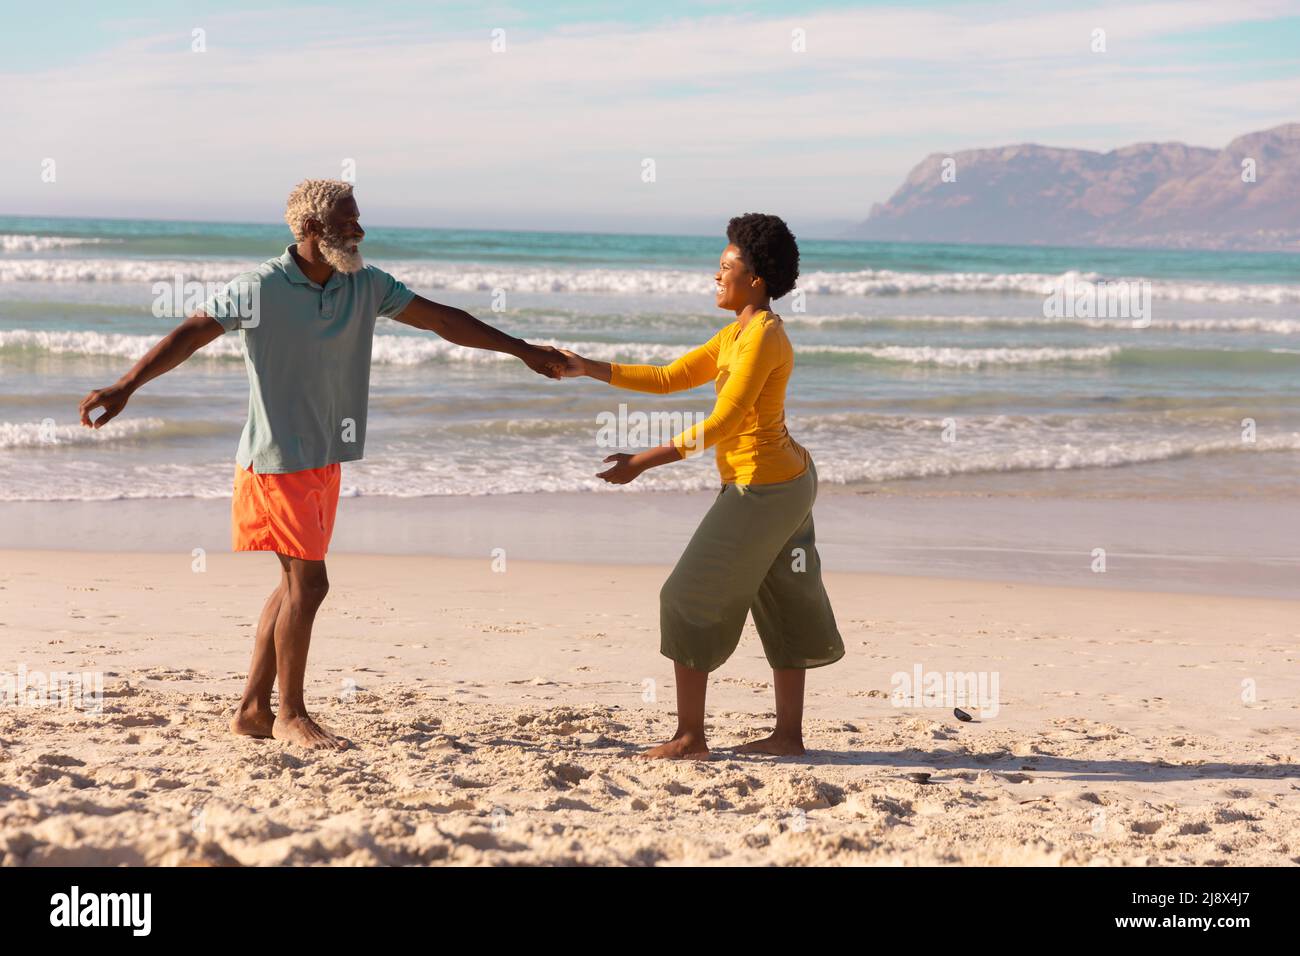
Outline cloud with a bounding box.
[2,0,1297,229]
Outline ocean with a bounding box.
[1,214,1298,504]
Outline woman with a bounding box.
[560,213,844,759]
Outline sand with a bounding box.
[0,550,1296,866]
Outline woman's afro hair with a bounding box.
[726,213,799,300]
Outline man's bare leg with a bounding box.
[736,667,806,755]
[229,558,289,737]
[640,661,710,759]
[269,555,348,750]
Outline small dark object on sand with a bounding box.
[954,708,973,722]
[905,772,932,784]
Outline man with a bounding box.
[78,179,565,750]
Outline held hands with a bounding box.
[557,349,587,378]
[522,345,588,380]
[79,383,132,429]
[597,453,645,485]
[519,344,568,379]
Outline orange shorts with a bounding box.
[231,461,341,562]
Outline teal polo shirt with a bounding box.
[204,245,416,474]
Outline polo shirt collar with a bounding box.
[281,245,312,285]
[281,244,346,290]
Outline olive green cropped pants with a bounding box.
[659,455,845,673]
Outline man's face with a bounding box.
[316,195,365,273]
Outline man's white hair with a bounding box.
[284,179,354,241]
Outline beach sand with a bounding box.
[0,549,1296,866]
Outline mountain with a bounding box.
[854,123,1300,251]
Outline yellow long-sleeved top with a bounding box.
[609,310,809,485]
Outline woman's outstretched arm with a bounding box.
[595,323,784,485]
[562,330,723,393]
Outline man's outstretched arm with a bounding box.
[78,312,226,428]
[390,295,565,378]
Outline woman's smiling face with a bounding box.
[714,243,760,311]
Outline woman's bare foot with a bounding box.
[639,730,710,760]
[735,732,805,756]
[229,704,275,738]
[272,713,349,750]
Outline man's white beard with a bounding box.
[320,236,364,273]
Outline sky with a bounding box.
[2,0,1298,237]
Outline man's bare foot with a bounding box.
[229,704,275,738]
[272,713,349,750]
[735,733,805,756]
[639,731,710,760]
